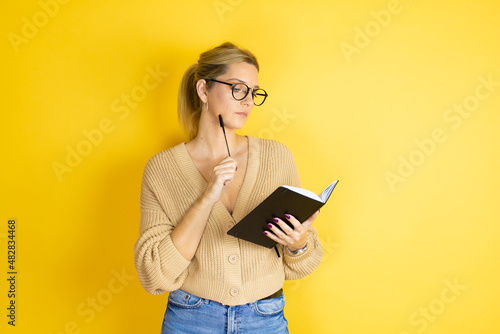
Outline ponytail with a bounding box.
[178,64,201,140]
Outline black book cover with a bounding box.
[227,181,338,248]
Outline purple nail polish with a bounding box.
[273,218,279,223]
[267,224,273,229]
[285,214,291,219]
[263,231,268,235]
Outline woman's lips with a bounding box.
[236,112,248,117]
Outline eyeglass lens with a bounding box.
[232,83,266,106]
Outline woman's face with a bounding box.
[205,62,259,130]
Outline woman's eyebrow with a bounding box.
[226,78,259,89]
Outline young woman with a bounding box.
[134,42,323,333]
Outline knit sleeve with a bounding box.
[133,163,191,295]
[278,144,324,280]
[283,226,323,280]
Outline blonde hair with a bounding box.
[178,42,260,139]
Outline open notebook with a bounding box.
[227,180,339,248]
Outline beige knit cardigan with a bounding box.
[134,136,323,306]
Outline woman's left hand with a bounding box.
[263,210,320,252]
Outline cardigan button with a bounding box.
[230,287,239,296]
[228,254,238,264]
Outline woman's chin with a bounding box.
[226,119,247,130]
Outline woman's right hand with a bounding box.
[202,156,238,205]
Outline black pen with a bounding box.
[218,114,231,157]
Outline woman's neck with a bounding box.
[188,114,242,161]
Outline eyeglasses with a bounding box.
[205,78,268,106]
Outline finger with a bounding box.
[302,210,320,229]
[271,217,294,235]
[214,166,237,177]
[211,169,235,187]
[221,174,234,186]
[214,163,237,173]
[310,210,320,220]
[220,156,236,163]
[214,164,237,175]
[266,223,296,244]
[283,213,303,230]
[218,163,238,173]
[218,157,238,168]
[263,231,287,246]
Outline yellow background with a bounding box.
[2,0,499,333]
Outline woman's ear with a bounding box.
[196,79,208,103]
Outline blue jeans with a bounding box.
[161,289,289,333]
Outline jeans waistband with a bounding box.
[260,288,283,300]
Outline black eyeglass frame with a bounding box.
[205,78,268,106]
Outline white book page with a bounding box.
[282,180,338,204]
[281,185,322,202]
[319,181,338,202]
